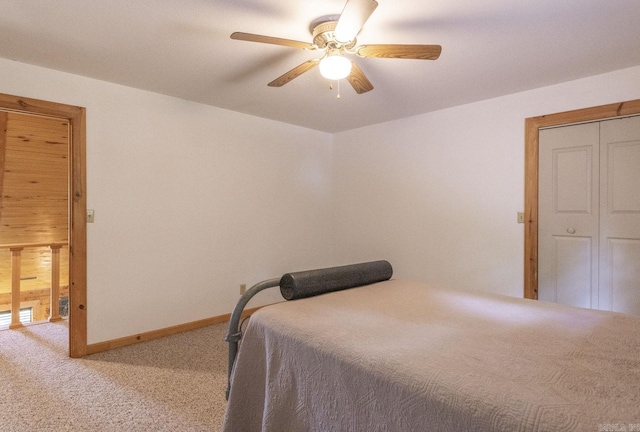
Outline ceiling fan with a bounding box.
[230,0,441,94]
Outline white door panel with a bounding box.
[551,236,593,308]
[599,116,640,314]
[554,146,594,214]
[539,123,599,308]
[607,239,640,314]
[607,141,640,213]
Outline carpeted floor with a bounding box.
[0,321,230,431]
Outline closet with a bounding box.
[538,116,640,314]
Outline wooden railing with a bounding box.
[0,242,68,329]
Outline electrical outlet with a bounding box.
[240,284,247,295]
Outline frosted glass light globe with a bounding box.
[319,55,352,80]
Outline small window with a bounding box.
[0,308,33,327]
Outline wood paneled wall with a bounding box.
[0,111,69,296]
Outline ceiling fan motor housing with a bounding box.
[311,20,356,50]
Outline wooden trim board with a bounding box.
[85,307,263,355]
[0,111,7,222]
[524,98,640,300]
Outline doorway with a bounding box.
[524,98,640,303]
[0,93,87,357]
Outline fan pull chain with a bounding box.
[328,81,341,99]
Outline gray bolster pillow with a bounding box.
[279,260,393,300]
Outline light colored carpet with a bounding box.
[0,321,230,431]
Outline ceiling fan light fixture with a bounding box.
[230,0,438,94]
[319,54,352,80]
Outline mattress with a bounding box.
[222,279,640,431]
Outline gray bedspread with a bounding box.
[222,280,640,431]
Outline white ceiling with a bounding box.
[1,0,640,133]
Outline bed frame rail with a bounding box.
[224,277,280,400]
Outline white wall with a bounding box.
[0,58,334,344]
[3,55,640,343]
[332,66,640,297]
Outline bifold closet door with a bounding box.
[598,116,640,314]
[538,122,600,309]
[538,116,640,314]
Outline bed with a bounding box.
[222,261,640,431]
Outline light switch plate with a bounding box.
[517,212,524,224]
[87,209,95,223]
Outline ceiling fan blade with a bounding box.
[346,62,373,94]
[268,59,320,87]
[231,32,315,50]
[356,44,442,60]
[334,0,379,44]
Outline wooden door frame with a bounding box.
[524,98,640,300]
[0,93,87,357]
